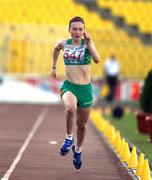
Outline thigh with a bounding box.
[77,107,91,124]
[62,91,77,108]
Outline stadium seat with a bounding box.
[0,0,152,78]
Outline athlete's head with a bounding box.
[69,16,85,42]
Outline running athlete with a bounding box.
[51,16,100,169]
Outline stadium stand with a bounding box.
[95,0,152,45]
[97,0,152,33]
[0,0,152,78]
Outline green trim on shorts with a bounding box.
[60,80,93,108]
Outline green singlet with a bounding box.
[63,39,91,65]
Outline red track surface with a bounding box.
[0,104,133,180]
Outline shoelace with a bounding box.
[63,139,72,148]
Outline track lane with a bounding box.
[0,104,9,115]
[0,104,133,180]
[0,104,46,178]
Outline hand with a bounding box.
[83,32,91,45]
[50,69,56,78]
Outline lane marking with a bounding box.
[49,141,58,145]
[1,107,48,180]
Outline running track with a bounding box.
[0,104,133,180]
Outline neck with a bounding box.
[72,39,81,46]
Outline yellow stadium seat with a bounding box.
[0,0,152,77]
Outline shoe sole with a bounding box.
[60,149,70,156]
[73,160,82,169]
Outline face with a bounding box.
[69,21,85,42]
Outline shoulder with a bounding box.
[58,39,67,46]
[55,39,67,50]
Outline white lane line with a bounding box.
[1,107,48,180]
[49,141,58,145]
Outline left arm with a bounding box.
[84,32,100,64]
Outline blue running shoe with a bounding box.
[72,145,82,169]
[60,138,73,156]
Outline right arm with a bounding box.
[50,39,65,78]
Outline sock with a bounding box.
[75,145,82,153]
[66,133,73,141]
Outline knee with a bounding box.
[77,122,87,131]
[65,105,77,115]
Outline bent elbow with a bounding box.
[96,59,100,64]
[94,57,100,64]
